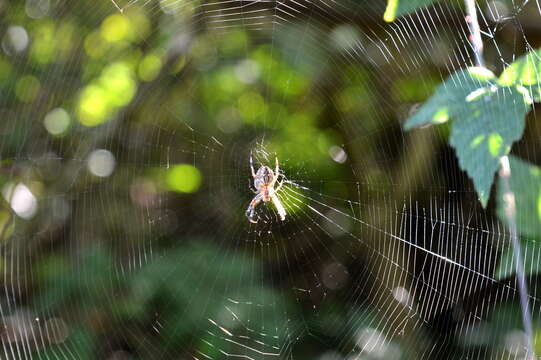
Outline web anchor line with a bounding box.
[284,185,511,287]
[109,0,124,13]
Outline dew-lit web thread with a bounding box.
[8,1,157,359]
[476,1,541,356]
[170,0,541,358]
[4,0,541,359]
[95,0,541,358]
[195,155,323,360]
[118,7,304,355]
[467,0,535,357]
[0,106,229,357]
[285,181,518,284]
[172,156,296,359]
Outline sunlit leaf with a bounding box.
[404,67,530,207]
[450,86,529,207]
[499,47,541,102]
[384,0,440,22]
[404,67,496,130]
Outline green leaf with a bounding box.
[497,156,541,237]
[495,240,541,280]
[404,67,496,130]
[384,0,440,22]
[450,86,529,207]
[499,47,541,102]
[404,67,530,207]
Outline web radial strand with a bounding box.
[1,0,541,359]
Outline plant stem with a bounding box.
[464,0,534,357]
[499,157,535,358]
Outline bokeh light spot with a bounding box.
[329,146,347,164]
[2,26,29,55]
[26,0,50,19]
[330,24,360,50]
[77,62,137,127]
[44,108,70,136]
[235,59,260,84]
[87,149,116,178]
[167,164,202,193]
[84,31,108,58]
[138,54,162,82]
[2,183,38,219]
[470,135,485,149]
[238,92,266,120]
[30,22,55,65]
[78,85,108,126]
[101,14,131,43]
[100,62,136,107]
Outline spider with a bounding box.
[246,152,286,223]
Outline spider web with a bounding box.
[1,0,541,359]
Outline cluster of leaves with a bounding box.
[386,1,541,353]
[405,48,541,281]
[3,0,541,356]
[388,1,541,282]
[0,2,356,357]
[33,241,290,359]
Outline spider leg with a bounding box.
[268,156,280,187]
[274,177,284,193]
[248,179,258,193]
[250,151,256,177]
[271,193,286,221]
[246,193,263,223]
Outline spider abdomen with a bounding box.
[261,187,272,201]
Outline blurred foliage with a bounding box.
[32,241,290,358]
[1,0,541,358]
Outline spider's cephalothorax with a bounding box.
[255,166,274,200]
[258,166,274,187]
[246,153,286,223]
